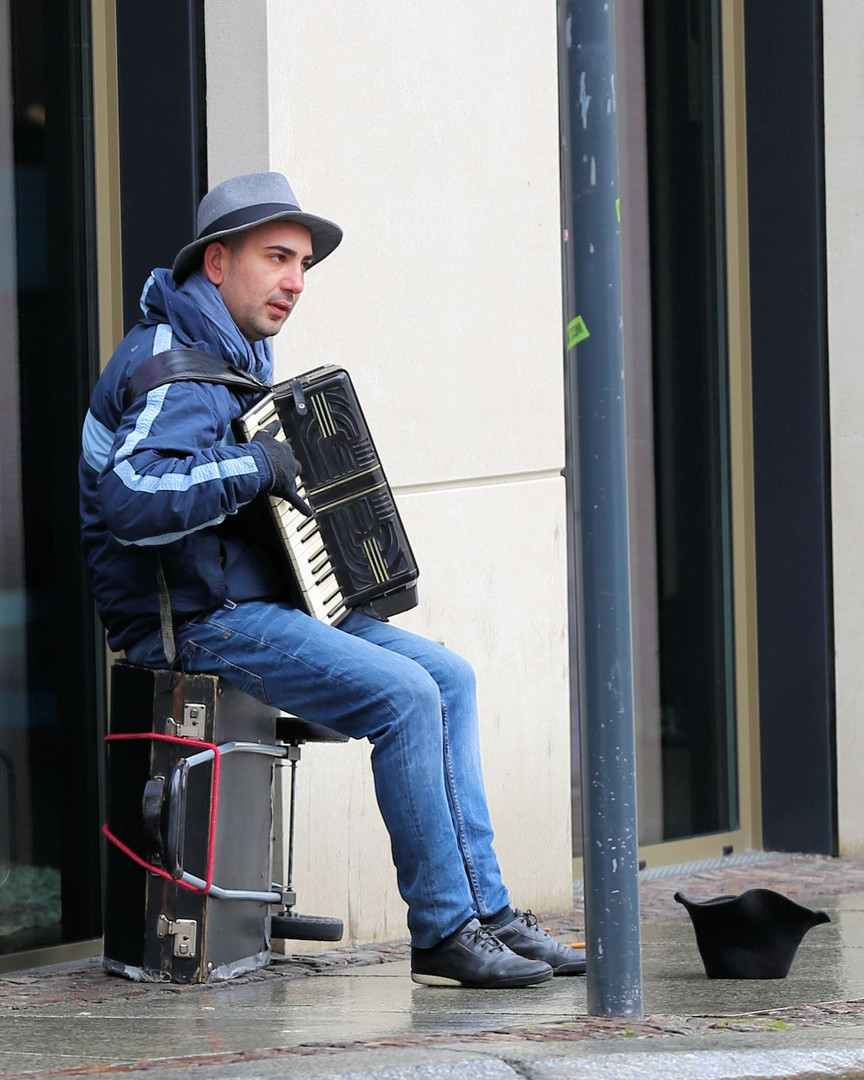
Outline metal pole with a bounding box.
[559,0,643,1016]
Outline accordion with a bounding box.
[235,366,418,625]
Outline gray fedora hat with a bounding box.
[172,171,343,282]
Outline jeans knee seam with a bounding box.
[441,703,486,911]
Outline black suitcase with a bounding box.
[102,661,286,982]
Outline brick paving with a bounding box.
[632,851,864,920]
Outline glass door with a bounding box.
[0,0,103,965]
[563,0,757,865]
[642,0,738,843]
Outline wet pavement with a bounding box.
[6,854,864,1078]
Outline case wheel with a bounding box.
[271,913,344,941]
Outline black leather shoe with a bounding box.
[490,909,586,975]
[411,919,553,988]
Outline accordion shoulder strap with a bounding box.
[123,348,269,410]
[123,348,269,667]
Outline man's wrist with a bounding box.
[246,438,276,492]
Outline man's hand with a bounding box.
[252,431,313,517]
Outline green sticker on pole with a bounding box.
[567,315,590,351]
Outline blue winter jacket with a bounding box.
[79,269,286,652]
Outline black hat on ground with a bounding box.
[675,888,830,979]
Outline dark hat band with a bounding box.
[198,201,303,240]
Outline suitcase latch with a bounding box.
[157,915,198,957]
[168,703,207,739]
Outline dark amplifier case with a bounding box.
[102,661,282,983]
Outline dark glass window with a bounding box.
[644,0,739,840]
[0,0,103,960]
[562,0,739,855]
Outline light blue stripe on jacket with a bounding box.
[81,410,115,473]
[89,382,261,546]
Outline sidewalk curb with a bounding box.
[22,1042,864,1080]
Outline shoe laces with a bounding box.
[510,910,553,941]
[467,923,506,953]
[487,909,541,935]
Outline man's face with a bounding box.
[204,220,315,342]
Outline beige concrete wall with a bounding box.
[823,2,864,857]
[205,0,572,943]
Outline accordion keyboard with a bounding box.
[237,394,348,626]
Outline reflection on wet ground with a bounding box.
[2,893,864,1075]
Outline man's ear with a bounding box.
[202,241,227,285]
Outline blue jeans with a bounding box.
[126,601,510,947]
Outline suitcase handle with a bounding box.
[164,760,189,879]
[140,765,188,878]
[141,778,165,857]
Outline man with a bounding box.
[80,171,585,988]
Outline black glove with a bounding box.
[252,431,313,517]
